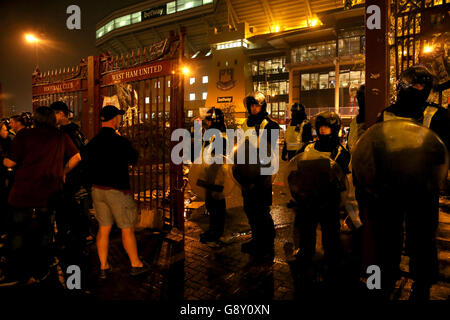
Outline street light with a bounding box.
[25,33,39,43]
[24,33,40,67]
[182,66,190,75]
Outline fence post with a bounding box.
[87,56,100,139]
[170,28,186,232]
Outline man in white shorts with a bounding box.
[84,105,150,279]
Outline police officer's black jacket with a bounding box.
[313,140,351,175]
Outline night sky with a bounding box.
[0,0,143,115]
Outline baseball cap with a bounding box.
[50,101,73,114]
[100,105,125,122]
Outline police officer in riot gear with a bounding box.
[199,107,228,247]
[291,111,350,286]
[282,103,313,161]
[309,112,350,173]
[233,92,280,262]
[378,65,450,149]
[357,65,449,300]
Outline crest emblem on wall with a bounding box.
[216,68,236,91]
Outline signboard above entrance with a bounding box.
[217,96,233,103]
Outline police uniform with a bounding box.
[282,103,313,161]
[363,65,445,300]
[233,92,280,260]
[292,112,349,282]
[199,107,229,245]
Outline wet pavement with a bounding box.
[1,161,449,301]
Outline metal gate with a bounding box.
[31,31,186,231]
[31,60,89,133]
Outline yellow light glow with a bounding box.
[310,18,318,27]
[423,45,434,54]
[25,33,39,43]
[274,25,280,32]
[182,67,190,75]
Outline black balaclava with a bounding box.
[314,111,341,152]
[395,65,435,120]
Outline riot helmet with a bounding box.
[205,106,225,131]
[243,91,267,115]
[315,111,341,137]
[290,103,307,122]
[314,111,341,150]
[396,65,435,109]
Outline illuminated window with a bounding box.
[205,50,212,56]
[202,92,207,100]
[105,20,115,33]
[202,76,208,84]
[189,93,196,101]
[190,77,195,85]
[145,97,150,104]
[167,95,171,102]
[191,51,200,58]
[168,80,171,87]
[216,40,243,50]
[96,27,105,39]
[187,110,194,117]
[167,1,176,14]
[131,12,141,24]
[203,0,213,4]
[178,0,202,11]
[115,15,131,28]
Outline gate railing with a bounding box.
[31,29,186,231]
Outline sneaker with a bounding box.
[98,266,112,280]
[130,261,151,276]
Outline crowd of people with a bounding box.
[0,103,150,289]
[0,64,448,301]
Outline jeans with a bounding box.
[6,207,56,281]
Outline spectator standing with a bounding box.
[84,105,150,279]
[0,106,81,286]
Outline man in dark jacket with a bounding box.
[84,105,149,279]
